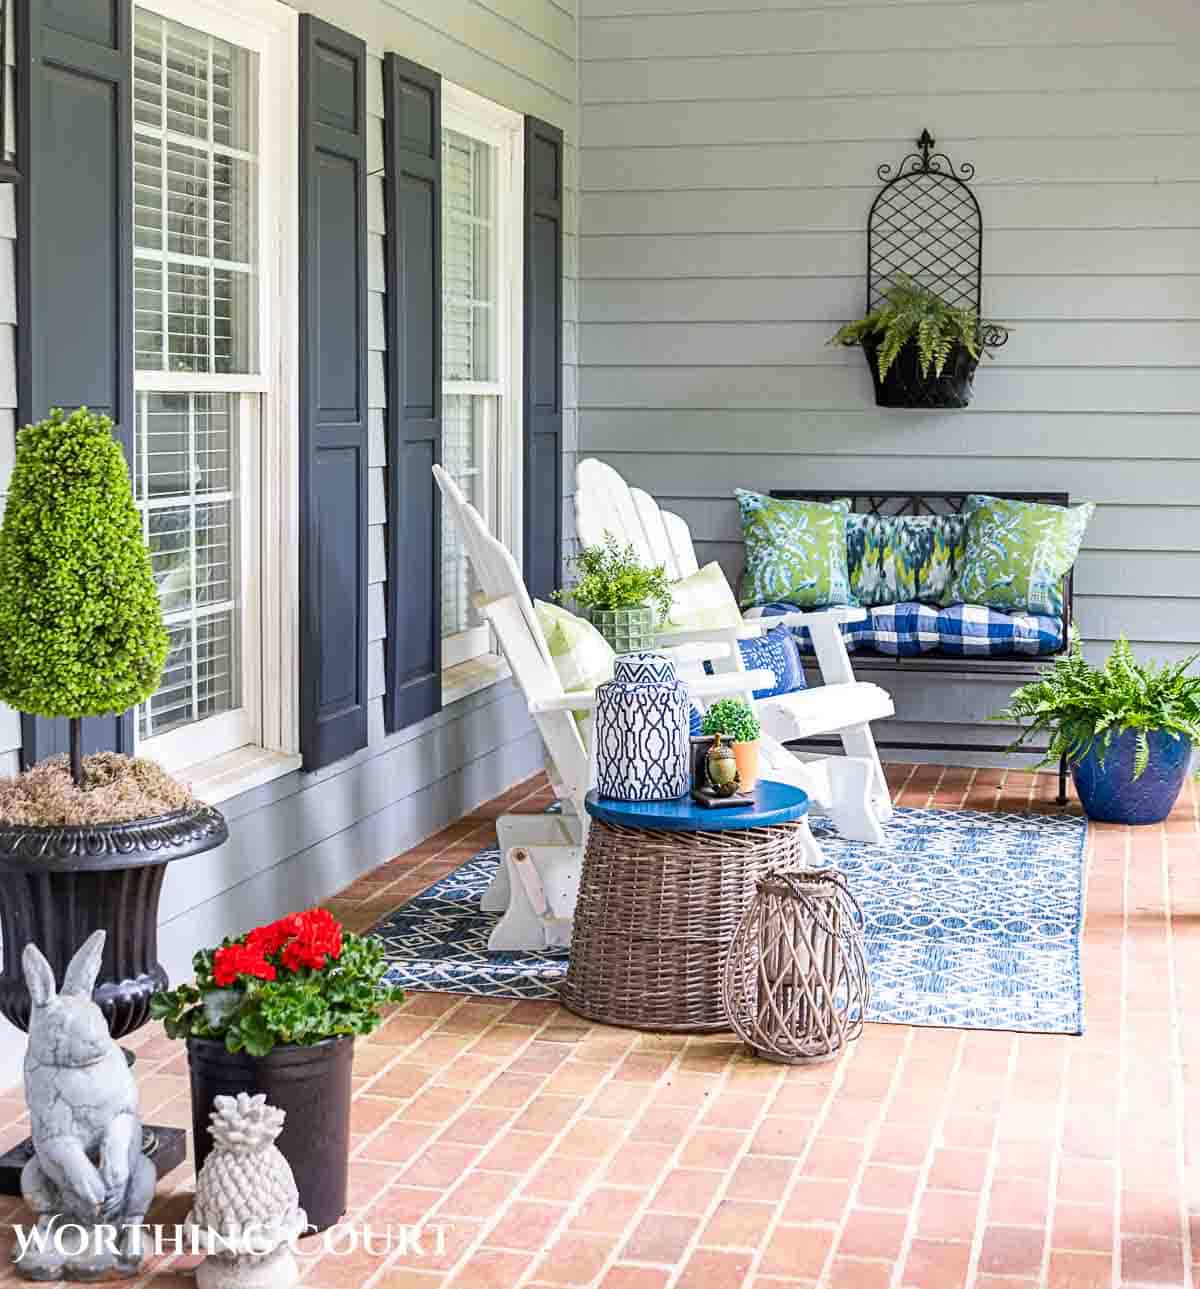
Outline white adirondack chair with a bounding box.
[433,464,811,952]
[575,457,896,844]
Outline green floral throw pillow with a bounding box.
[736,490,853,609]
[846,513,967,607]
[948,494,1094,616]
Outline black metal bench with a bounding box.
[769,490,1073,802]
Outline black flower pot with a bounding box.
[861,334,979,409]
[187,1034,354,1234]
[0,805,228,1038]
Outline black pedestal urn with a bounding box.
[0,804,228,1195]
[0,805,228,1037]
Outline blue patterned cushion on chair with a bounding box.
[701,624,807,698]
[867,602,941,656]
[740,624,807,697]
[936,604,1064,656]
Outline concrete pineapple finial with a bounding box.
[187,1093,308,1289]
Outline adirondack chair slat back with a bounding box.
[433,464,553,668]
[575,457,701,581]
[481,595,592,819]
[434,465,592,820]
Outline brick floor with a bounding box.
[0,763,1196,1288]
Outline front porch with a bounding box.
[2,764,1193,1289]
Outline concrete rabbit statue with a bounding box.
[15,930,156,1282]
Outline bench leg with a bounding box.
[1058,754,1069,807]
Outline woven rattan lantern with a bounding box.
[722,867,869,1064]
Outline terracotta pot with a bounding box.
[733,740,760,791]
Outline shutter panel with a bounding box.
[298,16,370,768]
[16,0,135,767]
[522,116,564,602]
[382,54,441,733]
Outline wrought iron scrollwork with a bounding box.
[876,128,975,183]
[867,128,1008,352]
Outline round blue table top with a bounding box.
[585,780,809,832]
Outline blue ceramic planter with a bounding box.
[1070,728,1193,825]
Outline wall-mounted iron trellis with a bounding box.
[860,129,1008,408]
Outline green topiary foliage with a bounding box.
[0,407,169,718]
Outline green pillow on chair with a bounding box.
[736,490,853,610]
[535,600,614,694]
[665,561,743,632]
[947,494,1094,616]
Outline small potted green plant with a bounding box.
[151,908,404,1232]
[701,698,763,792]
[828,273,1007,409]
[994,634,1200,824]
[0,407,228,1044]
[556,534,673,654]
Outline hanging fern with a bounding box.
[993,632,1200,781]
[829,274,1002,382]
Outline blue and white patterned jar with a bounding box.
[595,652,690,802]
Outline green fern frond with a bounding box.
[993,629,1200,781]
[828,273,1006,381]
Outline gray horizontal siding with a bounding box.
[578,0,1200,759]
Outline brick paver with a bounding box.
[0,764,1195,1288]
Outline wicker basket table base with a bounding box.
[561,783,812,1032]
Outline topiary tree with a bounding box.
[0,407,169,785]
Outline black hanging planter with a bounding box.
[187,1035,354,1234]
[855,129,1008,409]
[861,335,979,410]
[0,805,229,1037]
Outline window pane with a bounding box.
[441,394,493,640]
[442,128,495,382]
[133,8,259,375]
[136,392,244,742]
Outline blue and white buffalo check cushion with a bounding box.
[936,602,1063,656]
[752,600,1064,658]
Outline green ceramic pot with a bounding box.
[589,604,656,654]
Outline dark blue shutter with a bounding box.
[15,0,135,766]
[382,55,441,733]
[522,117,564,601]
[298,17,370,768]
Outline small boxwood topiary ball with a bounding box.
[0,407,169,718]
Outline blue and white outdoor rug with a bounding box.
[375,808,1089,1034]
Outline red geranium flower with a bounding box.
[212,941,278,987]
[246,913,303,957]
[280,908,343,972]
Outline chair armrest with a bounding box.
[690,670,773,699]
[526,668,773,716]
[654,624,742,648]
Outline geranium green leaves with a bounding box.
[0,407,168,718]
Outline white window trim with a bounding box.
[133,0,300,786]
[440,82,524,682]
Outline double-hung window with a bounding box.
[131,0,297,780]
[439,86,523,674]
